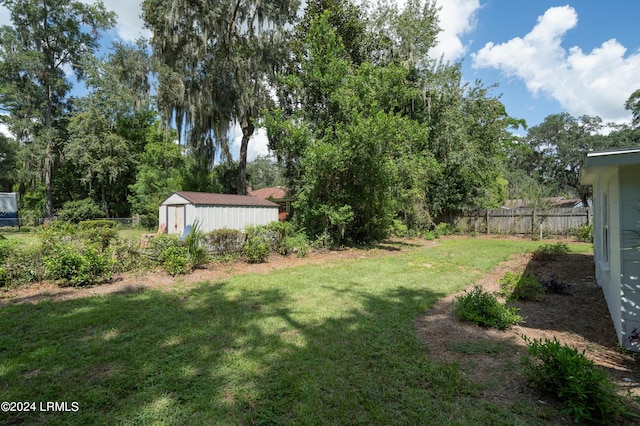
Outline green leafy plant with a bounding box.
[202,228,245,256]
[500,271,545,302]
[44,243,112,287]
[185,222,209,269]
[452,285,523,330]
[422,230,435,241]
[433,222,452,238]
[576,224,593,243]
[284,233,310,258]
[532,242,570,261]
[2,245,46,286]
[243,233,270,263]
[78,226,118,251]
[110,238,146,273]
[159,246,189,276]
[57,198,104,224]
[522,336,628,424]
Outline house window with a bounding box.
[602,192,609,266]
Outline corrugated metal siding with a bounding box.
[194,205,278,232]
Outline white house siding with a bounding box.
[619,166,640,350]
[592,167,623,342]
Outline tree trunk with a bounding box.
[101,181,111,218]
[237,114,255,195]
[44,80,54,220]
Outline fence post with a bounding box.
[486,210,490,234]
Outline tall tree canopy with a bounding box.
[142,0,300,194]
[0,0,115,218]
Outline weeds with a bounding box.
[532,242,570,261]
[452,285,523,330]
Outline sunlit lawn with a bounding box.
[0,238,592,425]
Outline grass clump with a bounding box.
[532,242,570,261]
[500,271,545,301]
[522,336,630,424]
[452,285,523,330]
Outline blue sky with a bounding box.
[1,1,639,158]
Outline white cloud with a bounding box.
[90,0,151,42]
[230,123,273,162]
[429,0,481,61]
[471,6,640,123]
[0,1,150,43]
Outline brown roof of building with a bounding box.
[249,186,289,200]
[173,192,278,207]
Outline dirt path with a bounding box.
[416,250,640,423]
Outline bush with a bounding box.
[78,220,117,230]
[160,246,189,276]
[0,238,17,263]
[3,245,46,286]
[500,271,545,302]
[390,219,409,238]
[522,336,628,424]
[111,238,146,273]
[576,224,593,243]
[202,228,245,256]
[284,233,310,258]
[44,243,112,287]
[243,233,270,263]
[57,198,104,224]
[532,242,570,261]
[144,234,184,263]
[452,285,523,330]
[422,230,435,241]
[433,222,452,238]
[78,227,118,251]
[538,274,572,295]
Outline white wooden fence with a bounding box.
[448,207,592,237]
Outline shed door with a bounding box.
[167,205,185,235]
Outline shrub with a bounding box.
[111,238,146,273]
[433,222,452,238]
[522,336,627,424]
[390,219,409,237]
[0,266,6,286]
[0,238,17,263]
[160,246,189,276]
[452,285,523,330]
[202,228,245,256]
[311,231,334,250]
[284,233,310,258]
[57,198,104,224]
[576,224,593,243]
[78,227,118,251]
[3,245,46,286]
[422,230,435,241]
[243,233,270,263]
[532,242,570,261]
[500,271,545,302]
[537,274,572,295]
[44,243,112,287]
[144,234,184,263]
[78,220,117,230]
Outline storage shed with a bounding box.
[580,147,640,352]
[0,192,19,227]
[159,191,279,235]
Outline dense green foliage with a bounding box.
[522,336,628,424]
[499,271,545,302]
[452,285,522,330]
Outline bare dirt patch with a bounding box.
[416,248,640,424]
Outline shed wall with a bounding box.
[193,205,278,232]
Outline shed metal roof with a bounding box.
[163,192,278,207]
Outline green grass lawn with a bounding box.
[0,238,591,425]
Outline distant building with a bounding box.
[249,187,293,221]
